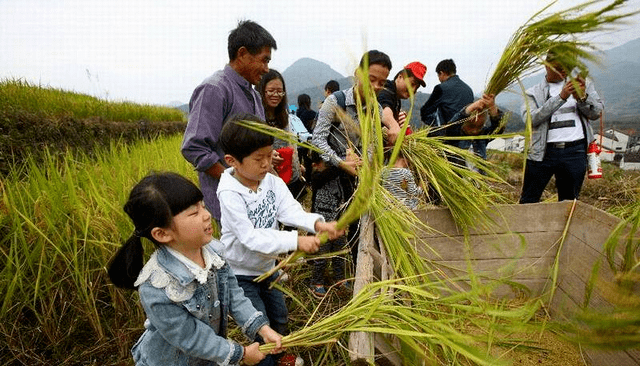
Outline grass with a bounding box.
[0,78,185,122]
[1,130,638,365]
[0,135,197,365]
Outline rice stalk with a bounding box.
[400,130,507,230]
[261,277,540,365]
[231,119,321,153]
[485,0,637,96]
[545,199,578,307]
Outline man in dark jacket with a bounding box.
[420,59,473,133]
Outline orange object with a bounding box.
[587,141,602,179]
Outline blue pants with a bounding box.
[236,273,288,366]
[519,143,587,203]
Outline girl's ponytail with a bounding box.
[108,233,144,290]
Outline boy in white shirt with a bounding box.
[217,113,343,365]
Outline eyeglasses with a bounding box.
[265,90,286,97]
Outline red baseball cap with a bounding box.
[404,61,427,87]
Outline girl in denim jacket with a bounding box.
[108,172,283,365]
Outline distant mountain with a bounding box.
[175,103,189,115]
[166,100,184,108]
[282,58,345,97]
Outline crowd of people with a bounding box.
[108,19,603,366]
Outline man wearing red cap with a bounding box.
[377,61,427,144]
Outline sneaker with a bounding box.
[276,269,289,282]
[336,279,353,292]
[309,284,327,299]
[277,353,304,366]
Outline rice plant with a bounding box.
[0,134,196,364]
[0,78,185,122]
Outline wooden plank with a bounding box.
[414,202,572,237]
[373,334,403,366]
[415,232,562,261]
[556,237,622,312]
[584,349,640,366]
[350,214,375,363]
[375,229,394,282]
[428,257,555,278]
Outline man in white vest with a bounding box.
[519,52,603,203]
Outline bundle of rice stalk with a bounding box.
[261,276,542,365]
[485,0,637,96]
[369,185,434,282]
[232,119,321,154]
[400,129,507,230]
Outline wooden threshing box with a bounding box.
[349,201,640,365]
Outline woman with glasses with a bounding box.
[257,69,307,200]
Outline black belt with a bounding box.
[547,139,585,149]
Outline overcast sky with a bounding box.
[1,0,639,106]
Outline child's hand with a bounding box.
[258,325,284,354]
[315,221,345,241]
[242,342,265,365]
[297,235,320,253]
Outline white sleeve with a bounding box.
[273,177,323,232]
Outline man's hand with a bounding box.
[481,94,498,117]
[397,111,407,127]
[339,148,361,176]
[560,80,578,101]
[271,150,284,168]
[571,76,587,100]
[386,124,401,144]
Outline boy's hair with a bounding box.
[358,50,392,72]
[297,93,311,109]
[257,69,289,129]
[220,113,275,162]
[324,80,340,94]
[108,172,203,290]
[436,59,456,75]
[228,20,277,61]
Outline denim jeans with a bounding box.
[235,273,289,336]
[236,273,288,366]
[520,143,587,203]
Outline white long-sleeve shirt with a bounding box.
[217,168,323,276]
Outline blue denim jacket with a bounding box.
[131,241,269,366]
